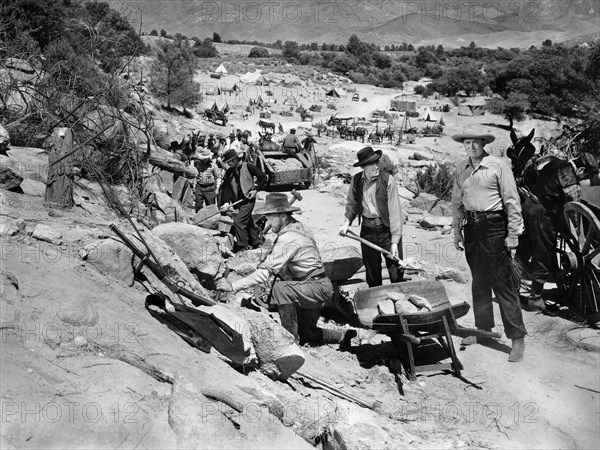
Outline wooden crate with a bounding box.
[259,111,271,119]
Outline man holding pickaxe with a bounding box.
[339,146,405,287]
[218,149,268,252]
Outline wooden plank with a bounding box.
[416,363,453,373]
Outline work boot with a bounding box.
[528,295,546,311]
[508,338,525,362]
[322,328,357,350]
[277,304,299,343]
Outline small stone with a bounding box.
[27,368,33,375]
[74,335,87,347]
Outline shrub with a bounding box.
[415,162,455,201]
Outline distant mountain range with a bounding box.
[119,0,599,48]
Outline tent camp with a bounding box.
[458,105,473,116]
[240,71,269,85]
[325,89,341,98]
[215,63,227,74]
[222,102,229,114]
[422,108,438,122]
[210,102,219,112]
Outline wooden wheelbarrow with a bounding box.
[353,280,500,380]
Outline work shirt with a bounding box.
[231,222,323,292]
[345,172,403,244]
[282,133,302,151]
[452,154,523,239]
[194,159,219,185]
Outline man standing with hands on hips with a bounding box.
[339,146,404,287]
[451,124,527,362]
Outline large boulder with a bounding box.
[152,223,223,285]
[409,192,439,212]
[0,160,23,190]
[153,192,187,224]
[79,239,135,285]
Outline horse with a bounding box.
[353,127,367,143]
[257,132,280,152]
[257,119,276,134]
[382,127,394,143]
[507,128,538,192]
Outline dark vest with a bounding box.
[352,171,390,227]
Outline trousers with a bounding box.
[518,198,556,296]
[271,277,333,345]
[233,200,260,248]
[194,183,216,212]
[464,215,527,339]
[360,222,403,287]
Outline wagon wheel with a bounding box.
[554,201,600,325]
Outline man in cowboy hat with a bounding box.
[518,151,599,310]
[339,146,404,287]
[451,124,527,362]
[216,193,356,347]
[192,148,219,212]
[218,148,268,252]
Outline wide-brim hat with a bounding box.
[222,149,242,163]
[254,193,300,215]
[452,124,495,144]
[195,148,212,160]
[353,146,382,167]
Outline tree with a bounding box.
[150,39,200,109]
[321,43,329,51]
[248,46,269,58]
[150,29,158,36]
[212,32,222,43]
[160,29,167,37]
[542,39,552,47]
[282,40,299,59]
[407,43,414,51]
[192,38,218,58]
[487,93,530,128]
[310,42,318,51]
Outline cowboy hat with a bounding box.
[254,193,300,215]
[451,124,495,144]
[222,149,242,163]
[353,146,382,167]
[194,148,212,160]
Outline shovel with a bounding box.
[342,230,424,271]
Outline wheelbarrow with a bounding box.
[353,280,500,380]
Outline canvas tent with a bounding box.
[215,63,227,74]
[222,102,229,114]
[458,105,473,116]
[210,102,219,112]
[240,71,269,85]
[325,89,341,98]
[422,108,438,121]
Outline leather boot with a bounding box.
[322,328,357,350]
[277,304,299,343]
[508,338,525,362]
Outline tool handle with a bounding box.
[344,230,399,261]
[111,224,216,307]
[214,268,230,303]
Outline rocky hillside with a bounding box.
[137,0,599,47]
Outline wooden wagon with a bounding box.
[354,281,499,380]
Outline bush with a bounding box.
[415,162,455,201]
[248,46,269,58]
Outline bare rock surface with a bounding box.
[152,222,223,282]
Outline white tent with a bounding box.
[422,108,439,122]
[215,63,227,74]
[240,71,268,85]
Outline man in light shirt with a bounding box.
[339,146,404,287]
[216,193,356,347]
[451,124,527,362]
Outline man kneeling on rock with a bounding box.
[216,193,356,347]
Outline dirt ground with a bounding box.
[2,67,599,449]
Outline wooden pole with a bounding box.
[45,127,74,209]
